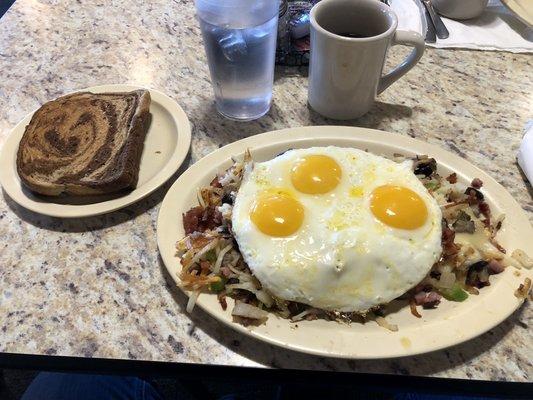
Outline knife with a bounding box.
[421,0,449,40]
[422,2,436,43]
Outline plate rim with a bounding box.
[0,84,191,218]
[157,126,532,359]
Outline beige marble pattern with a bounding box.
[0,0,532,382]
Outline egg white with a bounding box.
[231,147,442,312]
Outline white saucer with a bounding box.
[0,84,191,218]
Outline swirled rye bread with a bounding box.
[16,90,151,196]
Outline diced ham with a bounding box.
[414,291,442,308]
[220,266,232,278]
[488,259,504,274]
[200,261,211,274]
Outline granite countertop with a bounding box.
[0,0,531,382]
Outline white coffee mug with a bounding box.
[308,0,425,120]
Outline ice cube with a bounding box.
[217,29,247,61]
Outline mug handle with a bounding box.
[378,31,425,94]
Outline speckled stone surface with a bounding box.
[0,0,531,382]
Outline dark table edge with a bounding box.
[0,352,531,398]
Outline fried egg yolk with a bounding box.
[291,155,342,194]
[370,185,428,230]
[250,192,304,237]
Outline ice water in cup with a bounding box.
[195,0,279,121]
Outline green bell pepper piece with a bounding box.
[442,284,469,302]
[209,276,226,293]
[205,249,217,263]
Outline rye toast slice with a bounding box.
[16,90,151,196]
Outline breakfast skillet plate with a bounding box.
[157,126,532,359]
[0,84,191,218]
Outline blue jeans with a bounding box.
[21,372,494,400]
[22,372,162,400]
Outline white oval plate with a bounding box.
[157,126,532,359]
[0,84,191,218]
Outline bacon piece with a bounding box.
[413,157,437,177]
[183,206,222,234]
[210,176,222,188]
[218,293,228,311]
[466,261,490,288]
[446,173,458,184]
[478,201,491,227]
[183,206,203,235]
[189,233,212,249]
[441,220,459,257]
[471,178,483,189]
[465,187,484,205]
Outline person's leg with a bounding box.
[22,372,163,400]
[395,395,493,400]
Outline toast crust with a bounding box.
[16,90,151,196]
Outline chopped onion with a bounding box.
[186,290,200,313]
[514,278,531,299]
[255,290,274,308]
[226,282,274,308]
[291,309,314,322]
[212,244,233,274]
[511,249,533,269]
[492,213,506,233]
[196,188,206,208]
[438,270,456,289]
[189,240,218,267]
[232,301,269,320]
[227,264,252,281]
[226,282,255,292]
[375,316,398,332]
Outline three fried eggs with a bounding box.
[231,147,442,312]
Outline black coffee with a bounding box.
[336,32,371,38]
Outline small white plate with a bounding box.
[0,84,191,218]
[157,126,533,359]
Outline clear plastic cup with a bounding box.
[195,0,280,121]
